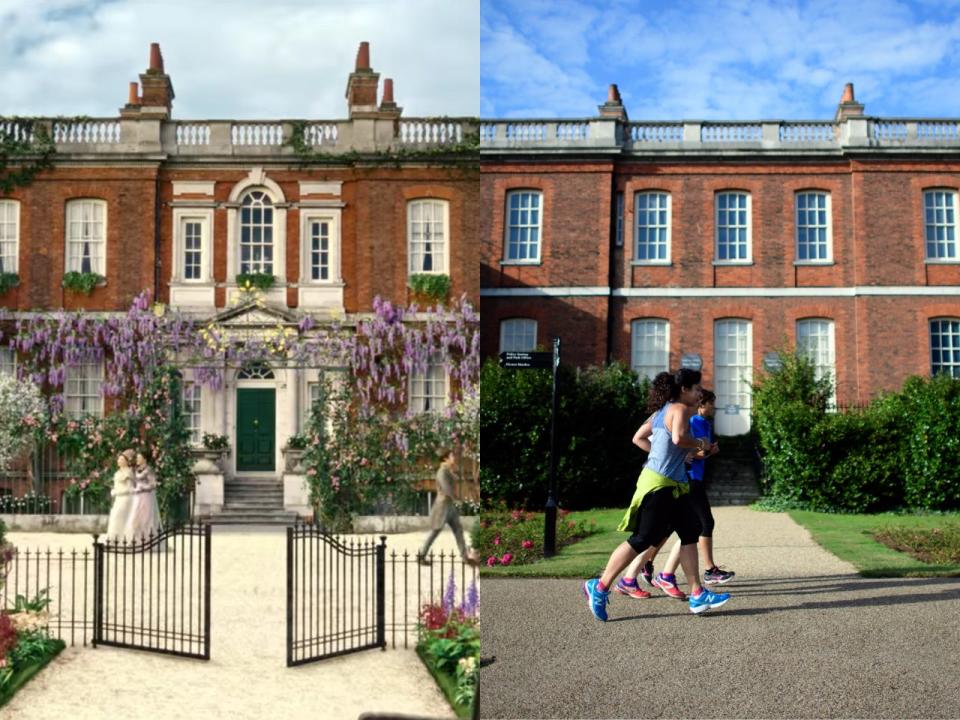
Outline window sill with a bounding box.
[712,261,753,267]
[500,260,542,266]
[631,260,672,267]
[793,260,835,266]
[924,259,960,265]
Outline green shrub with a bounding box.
[0,273,19,295]
[61,271,104,295]
[480,360,649,510]
[753,350,960,512]
[235,272,275,290]
[408,273,451,302]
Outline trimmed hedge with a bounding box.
[753,352,960,512]
[480,360,649,510]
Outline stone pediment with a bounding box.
[212,301,299,327]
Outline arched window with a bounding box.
[239,191,274,275]
[797,318,836,406]
[715,192,750,263]
[504,190,542,262]
[795,191,832,262]
[930,318,960,378]
[923,189,958,260]
[631,319,669,380]
[238,363,275,380]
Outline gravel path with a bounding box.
[480,507,960,719]
[3,527,469,720]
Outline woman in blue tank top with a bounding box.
[582,369,732,619]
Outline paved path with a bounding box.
[4,527,469,720]
[480,507,960,719]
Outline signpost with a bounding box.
[498,338,561,558]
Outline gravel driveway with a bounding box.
[3,527,467,720]
[480,507,960,719]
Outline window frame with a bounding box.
[238,190,276,276]
[0,199,20,275]
[300,209,342,285]
[633,191,672,265]
[794,191,833,265]
[503,189,543,265]
[408,358,449,415]
[65,199,107,276]
[930,317,960,378]
[713,319,753,411]
[172,209,214,283]
[182,381,203,446]
[64,360,104,419]
[714,191,752,265]
[630,318,670,381]
[0,346,16,377]
[406,198,449,276]
[923,188,959,263]
[499,318,538,353]
[796,318,837,406]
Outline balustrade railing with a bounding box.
[701,122,763,143]
[398,120,463,145]
[52,120,121,144]
[175,123,210,146]
[231,123,285,146]
[303,122,338,146]
[779,122,836,143]
[628,122,684,143]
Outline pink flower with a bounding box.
[568,520,576,529]
[493,535,500,546]
[486,556,497,567]
[511,510,522,521]
[522,540,534,549]
[500,553,513,566]
[306,468,317,476]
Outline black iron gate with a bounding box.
[93,522,211,660]
[286,522,385,666]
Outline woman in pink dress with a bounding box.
[126,451,162,542]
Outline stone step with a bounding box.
[222,502,285,510]
[207,516,300,525]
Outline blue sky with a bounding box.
[0,0,479,119]
[481,0,960,120]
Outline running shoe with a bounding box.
[582,578,609,621]
[704,566,736,584]
[614,578,651,599]
[688,587,731,614]
[640,560,655,587]
[652,572,687,600]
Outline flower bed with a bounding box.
[416,573,478,719]
[474,506,598,566]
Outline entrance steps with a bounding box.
[206,475,302,525]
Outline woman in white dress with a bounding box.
[106,449,136,541]
[127,451,162,542]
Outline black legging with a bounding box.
[688,481,715,538]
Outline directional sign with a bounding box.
[498,351,553,369]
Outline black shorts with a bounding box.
[626,486,701,553]
[687,481,715,538]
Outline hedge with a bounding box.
[480,360,649,510]
[753,352,960,512]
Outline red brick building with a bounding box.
[1,43,478,516]
[480,84,960,434]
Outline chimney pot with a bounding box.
[382,78,394,104]
[841,83,855,103]
[356,41,370,71]
[128,82,139,105]
[149,42,164,72]
[608,84,621,103]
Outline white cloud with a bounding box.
[0,0,479,119]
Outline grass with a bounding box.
[788,510,960,577]
[480,508,624,578]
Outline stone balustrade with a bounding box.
[0,116,477,156]
[480,117,960,154]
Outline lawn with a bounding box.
[788,510,960,578]
[480,508,624,578]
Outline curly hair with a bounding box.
[646,372,677,414]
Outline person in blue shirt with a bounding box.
[616,388,735,597]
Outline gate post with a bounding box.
[92,534,103,648]
[286,525,294,667]
[376,535,386,650]
[203,523,212,660]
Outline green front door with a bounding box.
[236,389,276,471]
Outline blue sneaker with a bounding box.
[689,588,731,615]
[582,578,609,621]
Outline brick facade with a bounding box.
[481,86,960,430]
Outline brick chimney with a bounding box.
[138,42,175,118]
[379,77,402,118]
[598,83,628,121]
[345,41,380,118]
[119,81,141,117]
[835,82,864,122]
